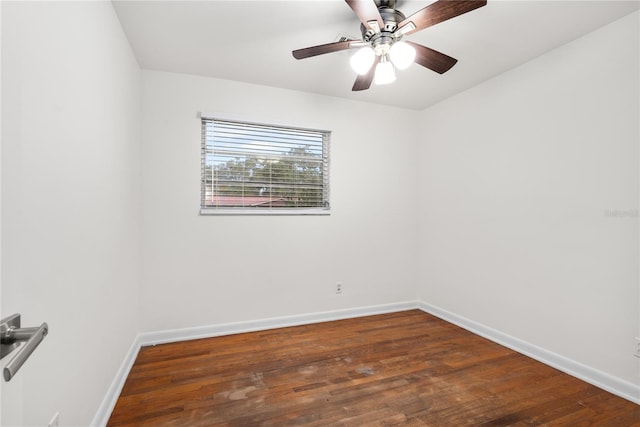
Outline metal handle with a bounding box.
[3,323,48,381]
[0,314,49,381]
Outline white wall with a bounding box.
[417,11,639,389]
[139,71,420,332]
[0,2,5,423]
[1,2,141,426]
[1,2,637,423]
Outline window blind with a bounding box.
[201,118,330,212]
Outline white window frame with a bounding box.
[200,116,331,216]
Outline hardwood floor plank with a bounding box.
[108,310,639,426]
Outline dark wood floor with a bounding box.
[108,310,639,426]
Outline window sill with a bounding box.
[199,208,331,216]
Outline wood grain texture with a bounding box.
[108,310,640,426]
[398,0,487,35]
[345,0,384,31]
[406,42,457,74]
[292,40,357,60]
[352,56,379,92]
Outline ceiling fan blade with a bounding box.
[397,0,486,36]
[345,0,384,32]
[406,41,457,74]
[292,40,357,60]
[352,56,379,91]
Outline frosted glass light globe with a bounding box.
[374,59,396,85]
[350,46,375,75]
[389,41,416,70]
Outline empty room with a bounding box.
[1,0,638,426]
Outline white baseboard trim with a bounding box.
[138,301,420,347]
[91,300,419,426]
[90,335,142,427]
[417,301,640,405]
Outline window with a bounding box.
[201,117,330,214]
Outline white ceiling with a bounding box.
[112,0,639,110]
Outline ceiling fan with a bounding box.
[292,0,487,91]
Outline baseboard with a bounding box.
[137,301,420,347]
[90,335,142,427]
[417,301,640,405]
[91,300,419,426]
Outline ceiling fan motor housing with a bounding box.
[361,7,407,50]
[375,0,397,9]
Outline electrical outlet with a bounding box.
[48,412,59,427]
[336,282,342,294]
[635,337,640,359]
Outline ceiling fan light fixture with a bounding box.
[350,46,376,75]
[292,0,487,92]
[389,41,416,70]
[374,56,396,85]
